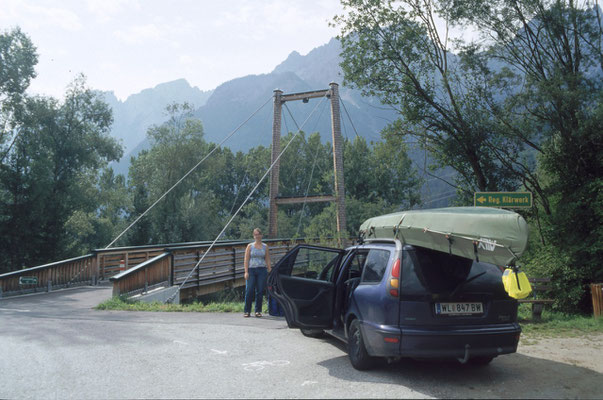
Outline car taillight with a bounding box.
[388,258,401,297]
[391,259,400,278]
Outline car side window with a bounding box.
[361,249,391,283]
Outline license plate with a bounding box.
[435,302,483,315]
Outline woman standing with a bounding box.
[243,228,272,317]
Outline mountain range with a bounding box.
[106,38,398,176]
[103,38,454,207]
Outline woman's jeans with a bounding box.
[244,267,267,313]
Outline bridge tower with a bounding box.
[268,82,347,240]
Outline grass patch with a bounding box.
[95,295,268,313]
[97,296,603,339]
[518,303,603,338]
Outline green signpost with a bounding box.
[474,192,532,208]
[19,276,38,285]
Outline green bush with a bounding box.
[522,241,592,313]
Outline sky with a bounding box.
[1,0,345,101]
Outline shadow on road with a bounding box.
[316,336,602,399]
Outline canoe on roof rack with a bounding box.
[358,207,529,266]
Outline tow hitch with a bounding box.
[457,344,471,364]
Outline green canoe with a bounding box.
[358,207,529,266]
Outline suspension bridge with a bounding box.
[0,84,350,304]
[0,81,455,304]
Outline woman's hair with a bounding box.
[253,228,262,235]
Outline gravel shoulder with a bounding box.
[518,333,603,373]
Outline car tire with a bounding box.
[468,356,494,366]
[347,320,376,370]
[300,328,324,338]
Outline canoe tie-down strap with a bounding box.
[472,241,480,263]
[393,215,406,237]
[446,235,453,256]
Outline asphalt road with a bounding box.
[1,287,601,399]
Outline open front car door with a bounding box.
[268,245,344,329]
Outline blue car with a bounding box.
[267,239,521,370]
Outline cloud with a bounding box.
[114,23,162,45]
[86,0,140,21]
[210,0,341,46]
[0,2,83,32]
[179,55,193,65]
[31,5,82,31]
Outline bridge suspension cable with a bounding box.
[104,95,274,250]
[339,98,360,139]
[166,93,329,303]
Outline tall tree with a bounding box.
[126,103,226,244]
[0,27,38,163]
[450,0,603,310]
[333,0,523,199]
[64,168,130,254]
[334,0,602,311]
[0,75,122,271]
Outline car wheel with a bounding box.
[300,328,324,338]
[468,356,494,366]
[347,320,376,370]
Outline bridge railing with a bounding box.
[109,252,172,297]
[0,254,97,298]
[0,237,342,299]
[109,238,319,298]
[0,241,229,299]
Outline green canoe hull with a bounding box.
[359,207,529,266]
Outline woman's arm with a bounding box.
[264,244,272,273]
[244,244,251,280]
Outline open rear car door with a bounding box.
[268,245,344,329]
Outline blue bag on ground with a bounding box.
[268,294,285,316]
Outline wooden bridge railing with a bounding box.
[0,240,231,299]
[110,238,314,297]
[0,254,97,298]
[0,238,331,299]
[109,252,172,297]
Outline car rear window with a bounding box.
[401,247,503,297]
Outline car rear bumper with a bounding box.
[401,324,521,359]
[361,322,521,359]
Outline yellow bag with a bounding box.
[502,268,512,292]
[502,267,532,299]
